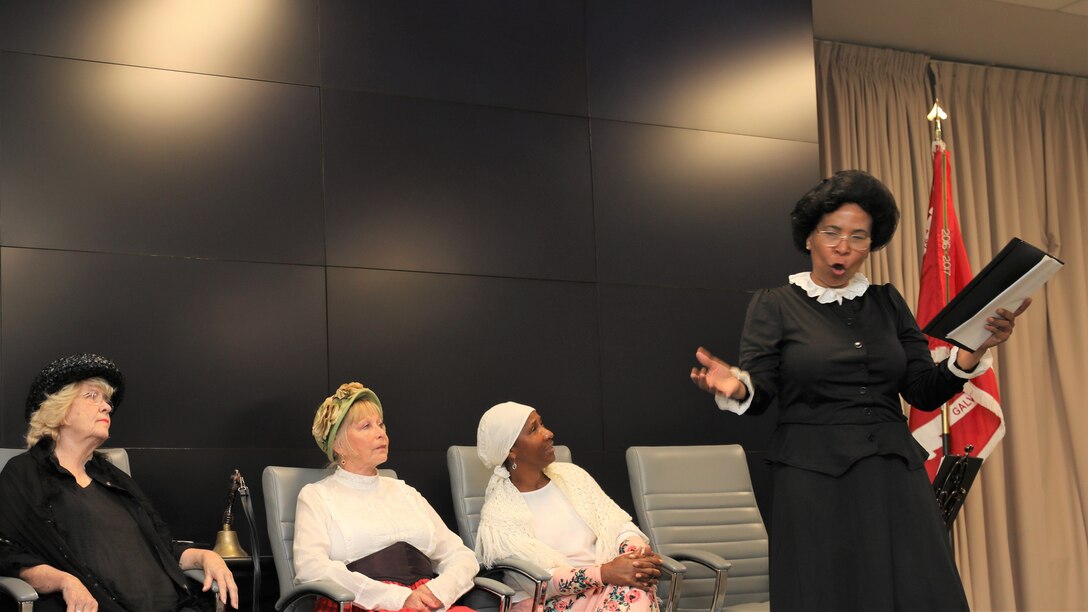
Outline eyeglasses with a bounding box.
[814,229,872,251]
[81,390,112,407]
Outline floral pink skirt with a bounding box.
[511,584,658,612]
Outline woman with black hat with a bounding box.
[0,353,238,612]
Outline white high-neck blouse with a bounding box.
[293,467,478,611]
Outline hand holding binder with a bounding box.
[921,238,1064,352]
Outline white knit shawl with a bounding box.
[476,462,645,569]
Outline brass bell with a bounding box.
[212,470,249,559]
[212,523,248,559]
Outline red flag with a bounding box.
[908,143,1005,481]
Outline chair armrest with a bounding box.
[472,575,515,598]
[488,556,551,582]
[274,579,355,610]
[183,568,220,594]
[655,554,687,612]
[668,549,732,573]
[0,576,38,603]
[657,554,686,576]
[456,575,515,612]
[666,549,731,612]
[488,556,550,611]
[472,575,514,611]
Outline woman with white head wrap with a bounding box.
[476,402,662,612]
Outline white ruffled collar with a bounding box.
[332,466,380,491]
[789,272,870,305]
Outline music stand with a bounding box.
[933,450,983,532]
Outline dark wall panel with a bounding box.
[320,0,587,115]
[0,0,319,84]
[323,90,595,280]
[0,0,819,592]
[0,248,328,448]
[0,52,324,264]
[129,447,321,564]
[568,448,633,516]
[598,284,779,451]
[592,119,820,289]
[587,0,817,142]
[326,267,602,453]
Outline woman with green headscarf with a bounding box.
[294,382,478,612]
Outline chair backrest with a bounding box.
[626,445,769,610]
[262,464,397,599]
[446,445,572,549]
[97,448,131,475]
[0,447,130,475]
[0,448,24,471]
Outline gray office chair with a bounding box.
[0,447,213,612]
[262,465,512,612]
[626,445,770,612]
[446,445,687,612]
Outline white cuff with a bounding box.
[714,368,754,415]
[947,346,994,379]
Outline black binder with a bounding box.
[921,238,1063,351]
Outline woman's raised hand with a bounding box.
[690,347,746,400]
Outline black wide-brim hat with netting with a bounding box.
[25,353,126,421]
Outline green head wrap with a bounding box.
[312,382,383,461]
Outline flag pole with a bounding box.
[927,100,952,458]
[926,100,958,554]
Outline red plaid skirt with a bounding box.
[311,578,476,612]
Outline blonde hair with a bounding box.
[330,399,383,464]
[26,377,115,447]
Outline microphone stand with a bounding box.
[236,472,262,612]
[212,470,261,612]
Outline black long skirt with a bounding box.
[770,454,970,612]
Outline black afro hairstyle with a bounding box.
[790,170,900,253]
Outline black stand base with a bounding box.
[933,451,983,532]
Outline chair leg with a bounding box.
[531,581,547,611]
[663,572,683,612]
[709,569,728,612]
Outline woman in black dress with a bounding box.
[690,170,1029,611]
[0,353,238,612]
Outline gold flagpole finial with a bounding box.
[927,100,948,149]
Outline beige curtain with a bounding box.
[814,41,933,300]
[817,41,1088,611]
